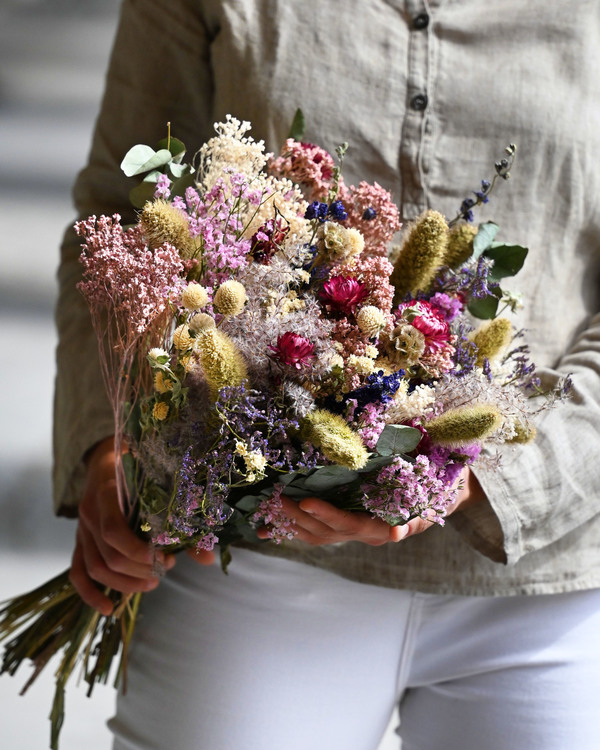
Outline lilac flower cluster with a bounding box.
[250,484,297,543]
[361,454,457,526]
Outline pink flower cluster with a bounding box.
[361,454,457,526]
[250,484,297,543]
[341,181,402,256]
[269,139,335,200]
[76,215,184,335]
[331,256,395,313]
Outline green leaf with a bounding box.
[120,145,173,177]
[167,162,192,179]
[472,222,500,258]
[303,465,359,491]
[467,287,502,319]
[156,135,186,159]
[358,454,398,473]
[277,485,314,498]
[288,108,306,141]
[235,495,262,512]
[129,180,158,209]
[484,244,529,280]
[375,425,422,456]
[171,171,197,198]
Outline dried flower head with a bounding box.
[172,324,195,352]
[387,321,426,366]
[195,328,248,398]
[356,305,387,337]
[152,401,169,421]
[182,282,209,311]
[189,313,217,332]
[471,317,513,367]
[213,280,248,317]
[321,222,365,262]
[424,403,503,446]
[154,371,174,394]
[140,199,196,259]
[444,223,477,269]
[391,210,448,300]
[301,409,369,470]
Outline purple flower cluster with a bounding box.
[361,455,457,526]
[250,484,297,543]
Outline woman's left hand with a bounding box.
[256,466,487,546]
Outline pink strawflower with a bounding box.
[251,484,297,543]
[268,331,315,369]
[320,276,369,315]
[397,300,451,353]
[269,138,335,200]
[340,181,402,256]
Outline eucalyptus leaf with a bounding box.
[277,485,314,498]
[288,108,306,141]
[303,465,359,491]
[234,495,262,512]
[121,146,173,177]
[358,454,399,473]
[484,244,528,280]
[156,135,186,159]
[375,424,422,456]
[129,180,159,209]
[171,172,197,198]
[167,162,192,179]
[472,222,500,258]
[467,287,502,319]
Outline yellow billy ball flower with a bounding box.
[443,223,478,269]
[195,328,248,399]
[172,324,195,352]
[356,305,387,337]
[189,313,216,333]
[301,409,369,470]
[425,404,503,447]
[213,280,248,317]
[152,401,169,421]
[471,317,513,367]
[391,210,448,301]
[140,199,197,258]
[182,282,209,311]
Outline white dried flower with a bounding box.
[181,283,209,311]
[172,324,195,351]
[357,306,387,337]
[189,313,216,332]
[213,280,248,317]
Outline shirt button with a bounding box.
[411,93,428,111]
[413,13,430,30]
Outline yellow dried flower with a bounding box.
[356,305,387,337]
[365,344,379,359]
[347,354,377,376]
[321,222,365,261]
[391,210,448,300]
[213,280,248,317]
[189,313,216,333]
[148,347,169,364]
[140,199,196,258]
[471,317,513,367]
[152,401,169,421]
[195,328,248,399]
[182,283,209,311]
[301,409,369,470]
[425,404,503,447]
[172,324,195,352]
[154,371,174,394]
[443,223,477,269]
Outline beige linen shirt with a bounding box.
[55,0,600,594]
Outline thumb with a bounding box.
[185,548,216,566]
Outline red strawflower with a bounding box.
[320,276,369,316]
[268,332,315,369]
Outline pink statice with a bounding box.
[154,173,172,199]
[172,181,252,287]
[269,138,334,200]
[361,454,457,526]
[330,318,369,359]
[333,256,395,313]
[340,181,402,256]
[268,332,315,369]
[429,292,463,322]
[250,484,297,543]
[76,215,185,335]
[195,532,218,552]
[355,401,388,449]
[320,276,369,315]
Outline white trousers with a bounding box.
[110,549,600,750]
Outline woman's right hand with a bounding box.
[69,437,175,615]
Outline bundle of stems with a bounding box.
[0,571,141,750]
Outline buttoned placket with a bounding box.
[399,0,437,220]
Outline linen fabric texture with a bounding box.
[54,0,600,595]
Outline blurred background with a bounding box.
[0,1,120,747]
[0,1,399,747]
